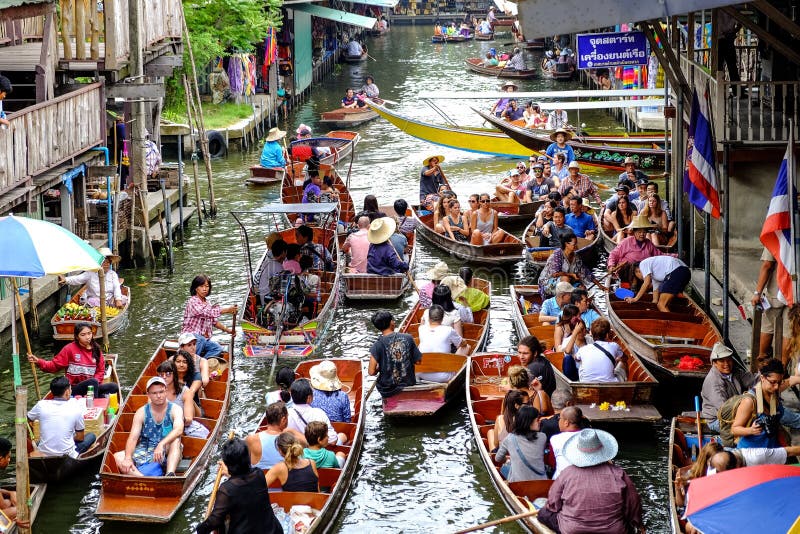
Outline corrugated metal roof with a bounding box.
[0,0,54,10]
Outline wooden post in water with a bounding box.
[183,75,203,227]
[14,386,31,534]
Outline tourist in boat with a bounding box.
[464,193,480,223]
[508,365,553,415]
[156,360,209,439]
[469,193,505,245]
[546,108,569,130]
[548,406,584,479]
[646,182,675,229]
[394,198,417,233]
[341,88,365,109]
[482,52,496,67]
[177,333,211,387]
[265,367,295,408]
[0,439,16,522]
[439,275,475,323]
[310,360,352,423]
[343,216,371,273]
[419,155,448,202]
[495,405,547,482]
[27,376,97,458]
[709,443,800,472]
[488,389,526,452]
[58,247,127,308]
[346,38,364,58]
[295,225,333,271]
[501,99,524,121]
[246,401,304,470]
[418,305,470,355]
[259,127,288,169]
[490,81,518,117]
[319,175,339,204]
[182,274,237,339]
[256,240,288,305]
[367,217,409,276]
[495,169,527,203]
[534,200,557,230]
[523,102,545,129]
[517,335,557,396]
[487,6,497,26]
[700,343,757,432]
[506,47,526,71]
[369,310,423,398]
[603,184,630,213]
[287,379,348,445]
[196,437,284,534]
[173,349,203,413]
[570,289,601,328]
[478,18,492,35]
[265,432,319,492]
[422,285,465,336]
[282,243,302,274]
[624,256,691,312]
[574,319,628,383]
[538,233,601,298]
[114,376,184,477]
[442,198,472,242]
[302,169,321,206]
[538,281,575,325]
[753,250,792,364]
[524,163,551,202]
[542,50,557,73]
[538,429,643,534]
[28,322,120,397]
[618,156,647,190]
[673,441,724,508]
[457,267,490,312]
[540,390,590,441]
[418,261,449,308]
[539,199,569,241]
[605,215,662,274]
[640,193,671,245]
[361,75,379,98]
[432,189,455,233]
[551,153,569,184]
[303,421,346,469]
[606,195,637,244]
[559,161,602,203]
[291,124,314,160]
[554,305,589,381]
[628,177,649,207]
[545,128,575,165]
[565,197,597,239]
[355,194,384,222]
[514,161,530,184]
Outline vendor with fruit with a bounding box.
[58,247,127,309]
[27,322,120,398]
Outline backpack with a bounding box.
[717,392,756,447]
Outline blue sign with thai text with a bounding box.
[576,31,648,69]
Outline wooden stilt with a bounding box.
[15,386,31,534]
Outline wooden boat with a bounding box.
[382,278,491,416]
[468,353,554,533]
[281,163,356,228]
[234,203,341,359]
[342,51,367,63]
[51,285,131,341]
[246,165,284,186]
[290,130,361,166]
[431,32,473,43]
[261,358,368,533]
[667,416,716,534]
[464,58,538,79]
[541,62,575,81]
[598,206,678,253]
[478,110,667,172]
[95,338,233,523]
[475,31,494,40]
[319,107,379,129]
[606,294,721,383]
[29,354,123,483]
[521,213,600,269]
[412,205,523,265]
[509,285,661,423]
[0,482,46,533]
[491,198,542,227]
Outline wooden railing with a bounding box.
[0,83,104,195]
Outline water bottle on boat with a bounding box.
[86,386,94,408]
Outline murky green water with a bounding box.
[1,25,669,533]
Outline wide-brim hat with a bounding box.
[440,275,467,299]
[626,214,658,230]
[367,216,397,244]
[563,428,619,467]
[427,261,449,281]
[550,128,573,142]
[581,197,595,214]
[500,81,519,91]
[97,246,120,261]
[309,360,343,392]
[423,155,445,166]
[710,342,734,361]
[266,127,286,142]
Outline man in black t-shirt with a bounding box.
[368,311,423,398]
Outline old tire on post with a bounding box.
[205,130,227,158]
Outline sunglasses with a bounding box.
[468,199,477,203]
[479,199,490,203]
[159,371,173,376]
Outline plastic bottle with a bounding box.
[106,406,115,424]
[86,386,94,408]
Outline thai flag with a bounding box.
[760,143,796,305]
[683,87,721,218]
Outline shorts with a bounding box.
[660,266,691,295]
[761,304,790,336]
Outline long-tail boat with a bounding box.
[509,285,661,423]
[246,166,284,186]
[232,203,341,359]
[667,416,716,534]
[0,482,46,533]
[468,353,554,533]
[261,358,368,532]
[412,205,523,265]
[432,33,473,43]
[490,198,543,227]
[521,214,600,269]
[475,31,494,41]
[381,278,492,417]
[281,164,356,228]
[95,338,233,523]
[342,50,368,63]
[319,107,379,129]
[477,109,667,172]
[464,58,538,79]
[50,286,131,341]
[29,354,123,483]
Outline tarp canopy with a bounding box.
[290,3,377,29]
[348,0,399,8]
[233,203,339,215]
[493,0,517,16]
[517,0,740,40]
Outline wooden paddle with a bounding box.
[454,508,540,534]
[206,430,236,518]
[391,241,419,294]
[13,280,41,400]
[694,396,703,450]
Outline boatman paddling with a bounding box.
[419,155,448,203]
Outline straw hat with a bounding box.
[626,214,658,230]
[367,216,397,244]
[97,246,120,261]
[440,275,467,299]
[309,360,343,392]
[563,428,619,467]
[427,261,449,281]
[567,160,580,169]
[623,156,637,166]
[423,155,445,166]
[710,342,734,361]
[266,127,286,142]
[581,197,595,214]
[500,81,519,91]
[549,128,573,142]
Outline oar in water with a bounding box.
[206,430,236,518]
[454,508,540,534]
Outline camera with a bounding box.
[754,413,774,435]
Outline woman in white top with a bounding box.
[470,193,506,245]
[420,285,463,336]
[553,304,590,382]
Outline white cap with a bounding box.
[568,161,580,169]
[146,376,167,390]
[178,332,196,346]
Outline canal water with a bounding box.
[2,25,670,533]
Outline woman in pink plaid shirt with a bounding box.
[181,274,237,339]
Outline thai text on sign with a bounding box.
[576,31,648,69]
